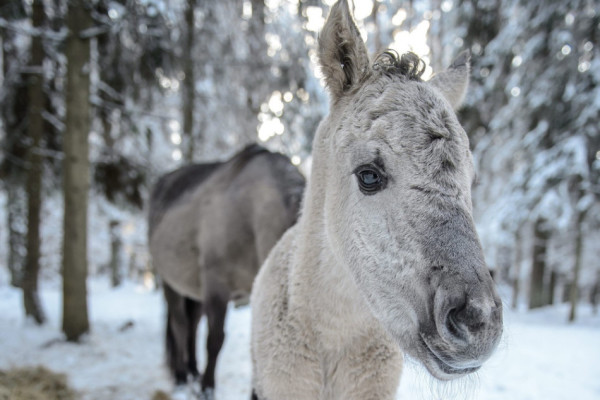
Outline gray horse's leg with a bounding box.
[164,283,193,384]
[185,296,203,379]
[201,286,228,393]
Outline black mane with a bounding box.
[372,50,426,81]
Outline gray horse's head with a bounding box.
[316,0,502,380]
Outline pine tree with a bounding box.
[62,0,92,341]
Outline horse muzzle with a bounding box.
[419,283,503,380]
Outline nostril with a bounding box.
[453,301,489,333]
[446,306,469,341]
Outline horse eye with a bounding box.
[354,165,386,194]
[360,170,379,185]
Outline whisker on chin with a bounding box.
[425,370,480,400]
[401,356,481,400]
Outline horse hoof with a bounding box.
[189,379,202,398]
[171,385,188,400]
[199,387,215,400]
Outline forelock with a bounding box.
[372,50,426,82]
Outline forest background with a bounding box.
[0,0,598,394]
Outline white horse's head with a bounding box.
[314,0,503,380]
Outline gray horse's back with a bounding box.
[148,144,305,302]
[149,144,269,237]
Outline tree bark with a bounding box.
[547,269,557,306]
[529,217,549,310]
[2,26,26,288]
[591,271,599,316]
[568,208,586,322]
[62,0,91,341]
[370,1,382,54]
[22,0,46,325]
[430,0,443,71]
[183,0,196,162]
[109,220,122,287]
[6,177,26,288]
[408,0,414,30]
[511,229,522,309]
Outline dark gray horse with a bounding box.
[148,144,305,397]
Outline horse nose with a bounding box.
[443,295,502,344]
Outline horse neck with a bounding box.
[295,118,333,264]
[291,119,374,331]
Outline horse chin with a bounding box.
[416,334,480,381]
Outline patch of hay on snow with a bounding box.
[0,366,77,400]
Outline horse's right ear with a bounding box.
[318,0,369,103]
[429,50,471,110]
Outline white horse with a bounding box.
[250,1,503,399]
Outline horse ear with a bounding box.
[318,0,369,103]
[429,50,471,110]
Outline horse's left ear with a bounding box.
[429,50,470,110]
[318,0,369,103]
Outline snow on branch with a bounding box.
[90,95,174,122]
[79,25,111,39]
[0,18,67,41]
[42,110,65,132]
[31,146,64,161]
[19,65,44,75]
[97,80,125,103]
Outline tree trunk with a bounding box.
[430,0,443,71]
[370,1,382,54]
[22,0,46,325]
[563,282,572,303]
[547,269,557,306]
[2,27,26,289]
[182,0,196,162]
[128,251,137,281]
[529,217,549,310]
[591,271,599,316]
[511,229,522,309]
[568,208,586,322]
[6,178,26,288]
[109,220,122,287]
[62,0,91,341]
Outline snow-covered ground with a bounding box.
[1,277,599,400]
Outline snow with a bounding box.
[1,277,599,400]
